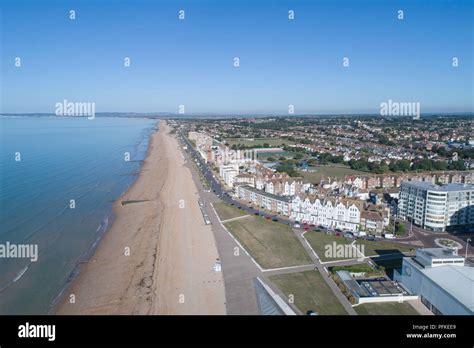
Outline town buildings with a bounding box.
[238,185,292,216]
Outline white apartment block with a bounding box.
[398,181,474,232]
[290,196,362,232]
[219,164,239,188]
[238,185,291,216]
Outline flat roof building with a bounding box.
[395,248,474,315]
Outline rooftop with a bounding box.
[418,247,465,260]
[401,181,474,192]
[423,265,474,312]
[239,185,292,203]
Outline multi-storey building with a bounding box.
[238,185,292,216]
[290,196,363,232]
[398,181,474,232]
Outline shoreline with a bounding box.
[56,120,226,314]
[47,122,158,314]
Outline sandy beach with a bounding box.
[56,120,226,315]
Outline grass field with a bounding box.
[304,231,413,262]
[270,271,348,315]
[329,263,381,276]
[224,138,294,147]
[213,202,248,221]
[224,216,312,269]
[304,231,352,262]
[355,302,419,315]
[355,239,414,257]
[300,165,366,183]
[257,151,294,160]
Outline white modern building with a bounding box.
[398,181,474,232]
[219,164,239,188]
[394,248,474,315]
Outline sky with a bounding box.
[1,0,473,115]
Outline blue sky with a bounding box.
[1,0,473,114]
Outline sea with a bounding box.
[0,116,157,314]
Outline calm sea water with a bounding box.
[0,116,156,314]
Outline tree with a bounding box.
[395,222,405,236]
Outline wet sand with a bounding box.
[56,120,226,314]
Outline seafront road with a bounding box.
[179,130,359,315]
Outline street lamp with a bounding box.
[466,238,471,259]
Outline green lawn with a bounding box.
[224,217,312,269]
[304,231,352,262]
[355,239,414,257]
[355,302,419,315]
[257,151,293,160]
[304,231,414,262]
[329,263,381,276]
[213,202,248,221]
[270,271,348,315]
[300,166,366,184]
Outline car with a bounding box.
[293,224,301,228]
[265,216,271,220]
[366,235,376,241]
[272,218,278,222]
[254,212,259,216]
[344,232,355,239]
[304,227,310,231]
[335,232,341,237]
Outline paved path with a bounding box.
[179,135,360,316]
[182,145,261,315]
[221,215,251,223]
[295,230,357,315]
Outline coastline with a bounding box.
[56,120,226,314]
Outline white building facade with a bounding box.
[398,181,474,232]
[290,196,361,232]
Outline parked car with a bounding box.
[344,232,355,239]
[293,224,301,228]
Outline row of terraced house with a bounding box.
[238,185,390,234]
